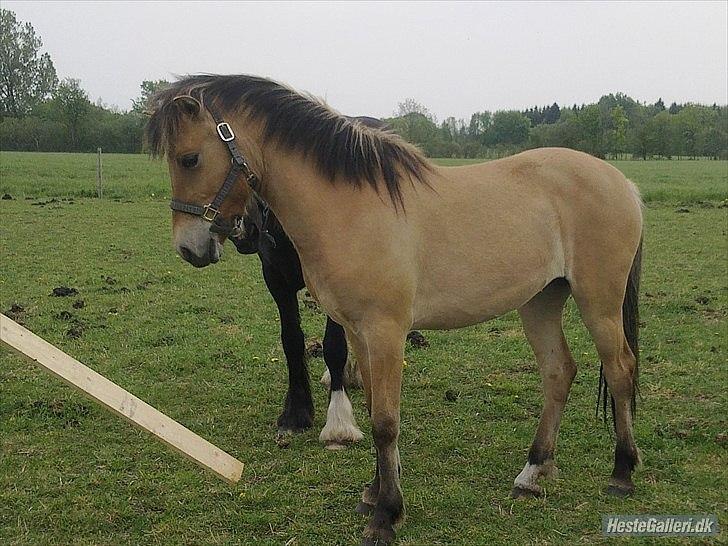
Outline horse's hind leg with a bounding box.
[513,278,576,498]
[319,317,363,449]
[572,276,640,496]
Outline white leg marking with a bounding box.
[513,460,558,495]
[514,463,543,494]
[319,389,364,448]
[515,463,539,486]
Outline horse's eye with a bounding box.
[179,153,199,169]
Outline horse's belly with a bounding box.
[411,232,564,330]
[412,274,553,330]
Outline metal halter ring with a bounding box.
[202,205,219,222]
[216,122,235,142]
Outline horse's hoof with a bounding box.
[319,426,364,448]
[355,501,374,515]
[362,525,395,546]
[277,410,314,433]
[606,483,634,497]
[511,484,543,498]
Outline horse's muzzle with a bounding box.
[179,238,221,268]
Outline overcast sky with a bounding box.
[5,1,727,120]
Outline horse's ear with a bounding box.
[172,95,201,118]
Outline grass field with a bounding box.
[1,151,726,545]
[2,151,727,204]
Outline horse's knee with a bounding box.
[372,415,399,447]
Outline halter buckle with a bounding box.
[216,122,235,142]
[202,204,219,222]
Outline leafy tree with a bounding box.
[132,79,169,113]
[386,112,439,152]
[701,125,728,159]
[610,105,629,158]
[646,111,674,158]
[395,98,434,122]
[468,111,491,138]
[576,104,604,157]
[0,9,58,117]
[52,78,91,151]
[523,106,543,126]
[543,103,561,124]
[487,110,530,146]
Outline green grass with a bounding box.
[1,151,726,204]
[1,152,726,544]
[0,152,169,200]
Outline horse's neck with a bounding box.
[256,150,332,257]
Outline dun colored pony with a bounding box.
[148,74,643,545]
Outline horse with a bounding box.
[147,74,644,545]
[227,190,366,448]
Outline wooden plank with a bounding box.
[0,313,243,484]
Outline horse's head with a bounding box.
[148,94,258,267]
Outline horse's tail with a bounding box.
[597,236,642,423]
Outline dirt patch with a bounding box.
[72,299,85,309]
[675,207,691,213]
[27,399,91,428]
[6,303,26,324]
[1,193,13,200]
[444,389,459,402]
[103,276,117,285]
[54,310,74,321]
[51,286,78,297]
[407,330,429,348]
[66,320,86,339]
[101,285,130,294]
[152,335,175,347]
[301,291,321,313]
[31,197,75,207]
[306,340,323,358]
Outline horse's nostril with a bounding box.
[179,246,193,262]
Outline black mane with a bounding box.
[146,74,432,206]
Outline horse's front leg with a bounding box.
[262,265,314,436]
[319,317,363,448]
[349,321,407,546]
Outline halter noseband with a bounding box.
[169,106,259,238]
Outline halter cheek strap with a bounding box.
[169,106,259,237]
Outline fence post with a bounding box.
[96,147,103,198]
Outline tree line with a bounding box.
[1,9,726,159]
[386,96,727,160]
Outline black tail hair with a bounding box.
[597,237,642,423]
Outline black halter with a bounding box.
[169,107,259,238]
